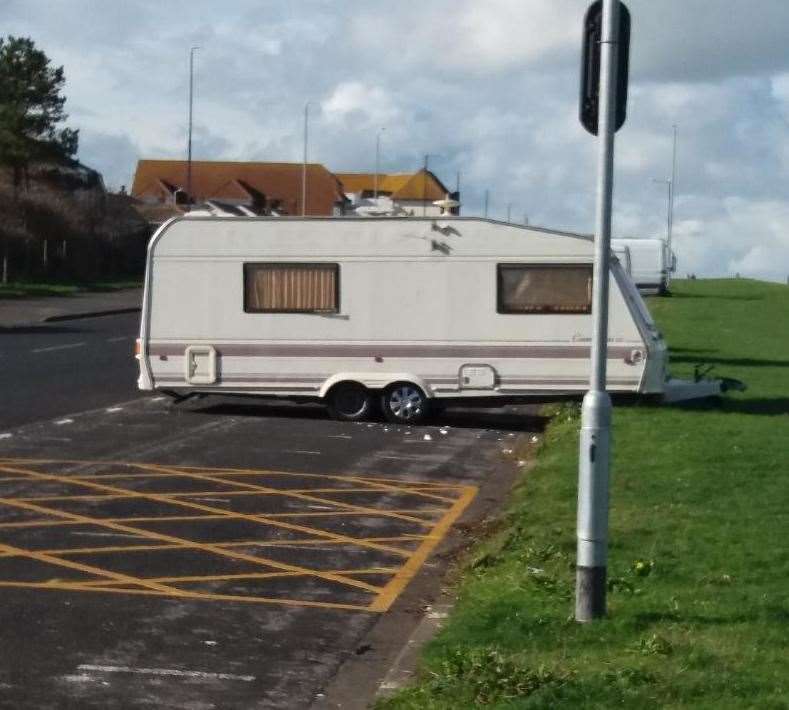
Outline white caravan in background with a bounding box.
[611,238,676,295]
[136,217,737,423]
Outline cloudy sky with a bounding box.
[5,0,789,281]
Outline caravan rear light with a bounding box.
[134,338,141,358]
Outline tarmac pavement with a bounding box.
[0,288,141,328]
[0,394,543,709]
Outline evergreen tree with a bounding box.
[0,36,79,187]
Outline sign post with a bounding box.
[576,0,629,622]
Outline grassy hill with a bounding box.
[380,279,789,709]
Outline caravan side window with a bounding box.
[497,264,592,314]
[244,263,340,313]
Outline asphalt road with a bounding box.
[0,312,139,430]
[0,317,543,709]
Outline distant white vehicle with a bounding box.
[611,238,676,295]
[136,217,738,422]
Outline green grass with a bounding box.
[379,279,789,709]
[0,278,142,299]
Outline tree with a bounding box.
[0,36,79,188]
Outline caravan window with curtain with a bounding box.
[244,263,340,313]
[497,264,593,314]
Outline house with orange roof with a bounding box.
[130,160,349,225]
[335,169,460,216]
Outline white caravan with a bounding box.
[136,217,735,423]
[611,238,676,295]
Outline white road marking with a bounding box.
[105,407,124,413]
[282,450,321,455]
[327,435,352,439]
[77,665,255,682]
[32,342,85,354]
[106,336,129,343]
[0,433,12,440]
[55,418,74,425]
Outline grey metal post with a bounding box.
[669,124,677,253]
[186,46,199,207]
[302,102,309,216]
[653,178,671,243]
[374,128,385,199]
[576,0,621,623]
[484,190,489,218]
[422,154,429,216]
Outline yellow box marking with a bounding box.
[0,458,477,612]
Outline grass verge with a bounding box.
[0,278,142,299]
[379,279,788,709]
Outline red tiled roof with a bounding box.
[131,160,346,216]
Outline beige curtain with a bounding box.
[501,266,592,313]
[246,264,337,312]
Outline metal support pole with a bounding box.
[669,124,677,253]
[186,46,199,208]
[484,190,489,218]
[576,0,620,623]
[374,128,385,199]
[422,154,429,216]
[302,102,309,216]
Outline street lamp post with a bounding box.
[669,124,678,252]
[374,128,385,199]
[302,102,310,217]
[653,178,672,247]
[422,154,440,216]
[186,46,200,208]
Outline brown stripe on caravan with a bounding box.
[148,343,636,360]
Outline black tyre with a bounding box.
[326,382,374,422]
[380,382,430,425]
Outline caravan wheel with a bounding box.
[381,383,429,425]
[327,383,373,422]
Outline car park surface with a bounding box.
[0,394,541,709]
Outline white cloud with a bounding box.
[3,0,789,281]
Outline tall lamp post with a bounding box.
[653,125,678,252]
[422,154,440,216]
[374,128,385,198]
[186,46,200,208]
[652,177,672,247]
[301,102,310,217]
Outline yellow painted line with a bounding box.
[0,458,474,612]
[0,580,373,612]
[0,457,464,491]
[0,463,430,557]
[12,487,463,503]
[0,461,414,559]
[367,485,478,613]
[0,513,235,529]
[72,567,398,588]
[1,536,427,559]
[0,508,443,523]
[138,463,437,526]
[0,465,385,595]
[0,541,189,598]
